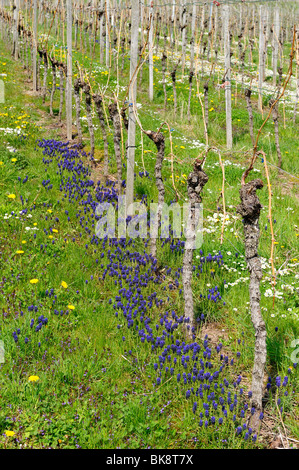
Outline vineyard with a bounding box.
[0,0,298,451]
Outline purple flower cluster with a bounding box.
[32,139,259,441]
[10,138,294,446]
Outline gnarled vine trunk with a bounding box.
[108,100,122,191]
[93,93,109,181]
[82,81,95,158]
[183,161,208,337]
[49,56,58,117]
[237,178,266,431]
[145,131,165,259]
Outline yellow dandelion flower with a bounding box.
[28,375,39,382]
[22,240,26,244]
[68,305,75,310]
[7,194,16,199]
[47,209,52,213]
[52,229,58,233]
[61,281,68,289]
[11,158,17,163]
[16,250,24,254]
[0,161,3,166]
[4,430,15,437]
[29,279,39,284]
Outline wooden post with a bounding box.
[171,0,175,44]
[207,1,213,61]
[13,0,19,60]
[293,27,299,124]
[126,0,139,215]
[223,4,232,149]
[99,0,104,63]
[105,0,110,68]
[272,6,280,86]
[32,0,37,91]
[258,5,266,113]
[181,1,186,79]
[148,1,154,101]
[190,2,196,69]
[66,0,72,141]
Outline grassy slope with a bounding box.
[0,31,298,450]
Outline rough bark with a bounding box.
[145,131,165,259]
[183,161,208,337]
[237,178,266,431]
[93,93,109,180]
